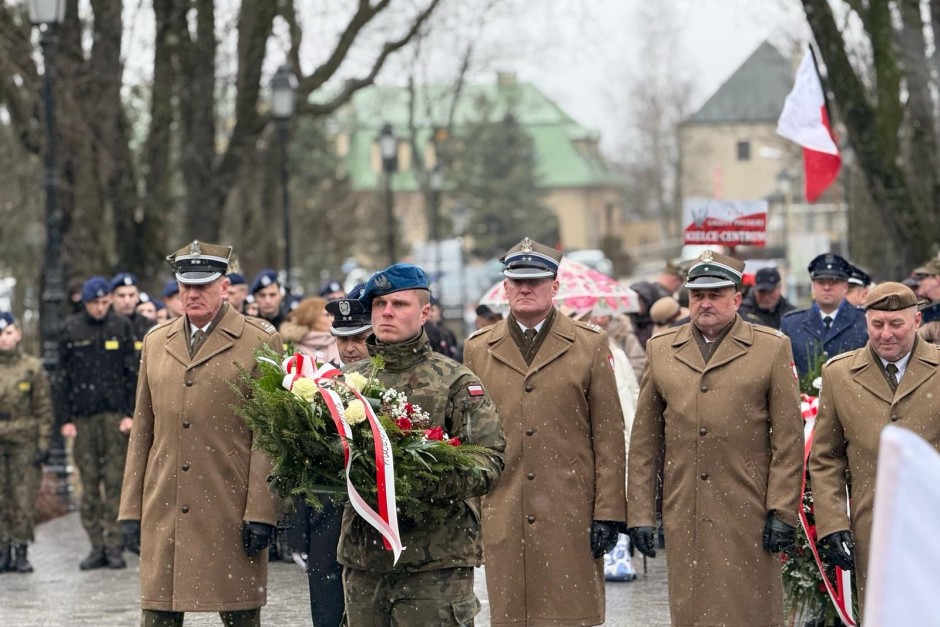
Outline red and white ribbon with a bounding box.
[799,393,856,626]
[281,354,404,564]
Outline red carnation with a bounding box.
[447,437,461,447]
[396,417,413,430]
[405,403,416,415]
[425,426,445,441]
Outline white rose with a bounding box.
[344,399,367,425]
[291,378,319,403]
[345,372,369,393]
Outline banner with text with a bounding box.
[682,198,768,247]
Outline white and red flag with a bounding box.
[776,48,841,203]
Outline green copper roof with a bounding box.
[330,81,621,191]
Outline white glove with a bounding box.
[291,551,308,571]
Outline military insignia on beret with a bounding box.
[339,300,351,316]
[190,240,201,255]
[886,295,899,310]
[374,274,390,289]
[701,250,714,262]
[521,237,533,252]
[261,275,272,287]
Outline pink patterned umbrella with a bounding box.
[478,258,640,314]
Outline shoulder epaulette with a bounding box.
[574,320,603,333]
[752,324,785,338]
[465,326,492,342]
[825,351,855,366]
[245,316,277,335]
[780,309,804,319]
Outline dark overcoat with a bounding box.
[810,338,940,613]
[780,300,868,378]
[464,313,626,627]
[119,306,282,611]
[628,316,803,627]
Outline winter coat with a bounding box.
[118,305,282,611]
[464,312,627,627]
[810,338,940,614]
[628,315,803,627]
[0,349,54,449]
[738,292,795,329]
[780,300,868,379]
[278,321,340,365]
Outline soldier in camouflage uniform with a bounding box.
[339,263,505,626]
[0,312,54,573]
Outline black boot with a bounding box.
[12,543,33,573]
[0,540,10,573]
[106,546,126,569]
[79,547,107,570]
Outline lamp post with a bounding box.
[270,65,297,294]
[775,169,794,302]
[378,123,398,265]
[29,0,68,509]
[429,164,444,295]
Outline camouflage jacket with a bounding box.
[0,349,54,449]
[337,331,505,573]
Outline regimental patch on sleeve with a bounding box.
[790,362,798,382]
[467,384,485,397]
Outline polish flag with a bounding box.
[776,48,841,203]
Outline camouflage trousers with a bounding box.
[343,566,479,626]
[73,411,129,550]
[0,438,41,542]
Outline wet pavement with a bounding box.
[0,513,671,625]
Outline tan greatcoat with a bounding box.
[119,305,282,612]
[810,338,940,613]
[464,312,626,627]
[628,316,803,627]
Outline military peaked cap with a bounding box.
[685,250,745,289]
[501,238,562,279]
[326,285,372,337]
[166,241,232,285]
[808,253,850,281]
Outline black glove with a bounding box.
[33,449,50,467]
[629,526,657,558]
[817,530,855,570]
[242,521,275,557]
[762,512,797,553]
[590,520,620,558]
[122,520,141,555]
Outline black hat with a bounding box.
[109,272,139,292]
[326,297,372,337]
[501,238,562,279]
[754,267,781,291]
[685,251,745,289]
[166,241,232,285]
[250,269,279,294]
[808,253,850,281]
[847,265,871,288]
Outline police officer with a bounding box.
[109,272,157,348]
[339,263,505,626]
[285,287,373,627]
[846,264,872,308]
[161,280,183,319]
[226,272,249,313]
[57,276,137,570]
[738,267,795,329]
[0,313,54,573]
[780,253,868,380]
[250,269,287,329]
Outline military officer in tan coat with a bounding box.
[119,242,282,627]
[810,282,940,618]
[628,251,803,627]
[464,238,626,627]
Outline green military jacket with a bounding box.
[0,349,54,449]
[337,330,505,573]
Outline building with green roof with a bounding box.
[330,72,624,256]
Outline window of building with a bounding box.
[737,140,751,161]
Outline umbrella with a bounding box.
[478,258,640,314]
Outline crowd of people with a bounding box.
[2,238,940,626]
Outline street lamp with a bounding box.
[429,164,444,295]
[378,123,398,265]
[270,65,297,294]
[29,0,68,508]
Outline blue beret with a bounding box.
[346,283,367,301]
[0,312,14,330]
[109,272,139,292]
[361,264,429,303]
[319,278,344,297]
[152,299,165,310]
[82,276,111,302]
[250,269,280,294]
[808,253,850,281]
[227,272,246,286]
[161,280,180,298]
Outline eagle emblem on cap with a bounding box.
[339,300,351,316]
[887,295,899,310]
[521,238,533,253]
[374,274,390,289]
[701,250,714,262]
[190,240,201,255]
